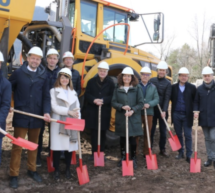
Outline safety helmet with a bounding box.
[157,61,168,70]
[140,66,151,74]
[46,48,59,57]
[202,66,214,75]
[178,67,189,74]
[58,68,72,78]
[98,61,109,70]
[0,51,4,62]
[62,51,74,59]
[122,67,134,75]
[28,46,43,57]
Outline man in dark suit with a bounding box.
[171,67,196,163]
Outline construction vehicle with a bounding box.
[0,0,173,146]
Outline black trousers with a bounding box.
[120,136,136,158]
[53,151,72,171]
[91,129,106,155]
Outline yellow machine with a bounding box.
[0,0,172,146]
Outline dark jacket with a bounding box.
[0,71,11,138]
[112,85,144,137]
[85,76,115,131]
[171,82,196,127]
[71,69,81,96]
[9,62,51,129]
[194,82,215,127]
[150,76,172,112]
[140,82,159,116]
[46,66,61,90]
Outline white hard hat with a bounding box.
[28,46,43,57]
[202,66,214,75]
[58,68,72,78]
[46,48,59,57]
[157,61,168,69]
[0,51,4,62]
[122,67,134,75]
[178,67,189,74]
[140,66,151,73]
[63,51,74,59]
[98,61,109,70]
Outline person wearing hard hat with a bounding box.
[50,68,80,180]
[194,66,215,168]
[150,61,172,157]
[137,67,159,158]
[171,67,196,163]
[63,51,81,96]
[0,52,12,166]
[85,61,115,161]
[112,67,144,169]
[8,46,51,189]
[36,48,61,167]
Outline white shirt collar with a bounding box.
[27,65,37,72]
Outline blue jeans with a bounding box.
[173,112,192,158]
[151,106,167,151]
[202,127,215,161]
[0,138,2,165]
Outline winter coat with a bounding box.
[46,66,61,90]
[85,76,115,130]
[50,87,80,151]
[9,62,50,129]
[194,82,215,127]
[150,77,172,112]
[139,81,159,116]
[111,84,144,137]
[71,69,81,96]
[0,71,11,138]
[171,82,196,127]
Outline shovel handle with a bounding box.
[126,110,129,154]
[98,106,101,146]
[193,111,199,152]
[78,131,82,159]
[0,127,7,136]
[144,109,151,148]
[157,105,170,132]
[0,127,16,141]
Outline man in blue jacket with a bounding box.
[37,48,60,167]
[0,51,12,165]
[9,47,51,189]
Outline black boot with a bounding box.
[117,147,125,167]
[204,159,212,167]
[131,145,137,170]
[9,176,18,189]
[53,170,60,180]
[175,152,184,159]
[65,167,71,179]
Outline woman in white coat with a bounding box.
[50,68,80,180]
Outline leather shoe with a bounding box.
[204,159,212,167]
[186,157,190,163]
[66,169,71,179]
[175,152,184,159]
[54,170,60,180]
[9,176,18,189]
[159,150,169,158]
[27,170,42,182]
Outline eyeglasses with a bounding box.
[141,73,150,77]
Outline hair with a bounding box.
[54,74,73,90]
[117,73,138,87]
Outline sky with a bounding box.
[35,0,215,57]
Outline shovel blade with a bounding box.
[71,151,77,165]
[76,165,90,185]
[146,154,158,170]
[64,118,85,131]
[168,135,181,151]
[94,152,105,167]
[12,137,38,151]
[122,160,134,176]
[46,156,55,173]
[190,158,201,173]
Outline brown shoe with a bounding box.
[159,150,169,158]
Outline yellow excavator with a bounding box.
[0,0,172,146]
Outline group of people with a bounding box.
[0,46,214,189]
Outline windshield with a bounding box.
[103,8,127,44]
[68,2,75,28]
[80,1,97,37]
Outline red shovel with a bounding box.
[71,151,77,165]
[0,127,38,150]
[12,108,85,131]
[47,150,55,173]
[157,105,181,151]
[122,110,134,176]
[94,106,104,167]
[190,111,201,173]
[76,131,90,185]
[144,109,158,170]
